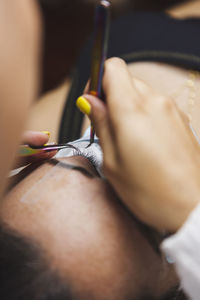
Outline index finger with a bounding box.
[102,58,141,118]
[22,131,50,146]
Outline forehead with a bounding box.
[1,155,116,235]
[0,155,176,298]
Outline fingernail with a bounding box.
[76,96,91,115]
[41,131,50,138]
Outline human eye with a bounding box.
[68,142,103,177]
[75,150,100,172]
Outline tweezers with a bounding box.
[89,0,111,145]
[18,144,76,157]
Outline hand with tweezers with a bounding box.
[16,131,56,168]
[77,57,200,234]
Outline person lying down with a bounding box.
[0,129,186,300]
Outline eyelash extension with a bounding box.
[75,150,100,171]
[57,143,100,170]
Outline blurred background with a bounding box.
[39,0,187,93]
[26,0,191,142]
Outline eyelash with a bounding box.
[75,150,99,170]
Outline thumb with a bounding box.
[76,95,114,156]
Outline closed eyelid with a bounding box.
[48,158,98,178]
[58,141,102,177]
[73,153,102,177]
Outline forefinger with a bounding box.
[22,131,50,147]
[102,58,140,120]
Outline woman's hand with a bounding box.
[15,131,56,168]
[77,58,200,233]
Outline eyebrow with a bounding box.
[48,158,99,178]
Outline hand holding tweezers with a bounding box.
[18,144,76,157]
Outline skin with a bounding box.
[74,0,200,233]
[15,131,56,168]
[0,155,178,300]
[0,1,197,297]
[83,57,200,233]
[0,0,42,199]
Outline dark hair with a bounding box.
[0,223,71,300]
[0,223,187,300]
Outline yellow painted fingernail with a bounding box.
[76,96,91,115]
[41,131,50,138]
